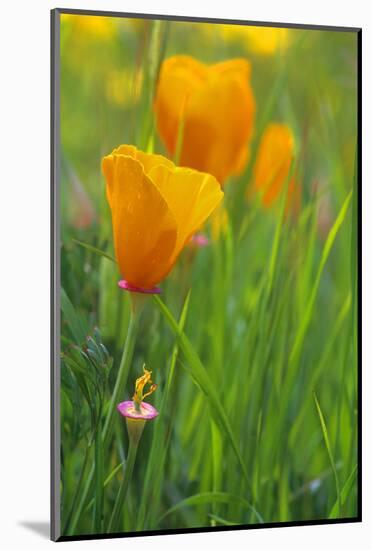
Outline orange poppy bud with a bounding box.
[252,123,300,211]
[154,55,256,185]
[102,145,223,291]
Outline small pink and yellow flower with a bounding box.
[117,367,158,421]
[117,367,159,444]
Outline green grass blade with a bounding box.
[72,239,116,263]
[61,287,88,345]
[267,163,294,294]
[158,492,263,524]
[313,392,341,515]
[108,443,139,531]
[85,460,126,514]
[350,149,358,359]
[208,514,238,526]
[66,310,140,535]
[137,292,191,530]
[329,464,358,519]
[154,295,251,491]
[288,293,351,446]
[93,421,103,533]
[290,191,353,365]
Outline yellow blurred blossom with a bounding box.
[222,25,290,55]
[105,69,143,108]
[61,14,117,40]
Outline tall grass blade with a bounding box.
[313,392,341,516]
[154,295,251,491]
[290,191,353,365]
[61,287,89,345]
[137,292,191,530]
[158,492,263,524]
[329,464,358,519]
[72,239,116,263]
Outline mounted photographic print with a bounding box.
[51,8,361,542]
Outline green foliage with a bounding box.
[59,14,358,537]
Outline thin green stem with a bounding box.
[62,440,92,534]
[136,292,191,530]
[102,311,141,443]
[66,304,142,535]
[108,442,139,532]
[93,420,104,533]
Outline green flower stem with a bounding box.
[102,310,141,443]
[108,440,139,532]
[66,299,142,535]
[136,20,168,151]
[62,440,93,534]
[93,420,104,533]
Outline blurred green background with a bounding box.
[59,13,358,537]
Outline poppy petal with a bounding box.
[148,163,223,257]
[103,153,178,288]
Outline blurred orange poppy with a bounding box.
[252,123,300,212]
[102,145,223,291]
[154,56,256,185]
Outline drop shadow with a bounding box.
[18,521,49,539]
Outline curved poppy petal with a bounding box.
[148,163,223,257]
[102,153,178,288]
[113,144,174,173]
[210,58,251,79]
[102,145,224,289]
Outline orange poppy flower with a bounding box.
[102,145,223,291]
[154,56,256,185]
[252,123,300,211]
